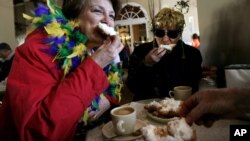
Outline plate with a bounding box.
[102,119,147,141]
[146,111,179,123]
[0,85,6,92]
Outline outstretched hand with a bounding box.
[180,88,244,127]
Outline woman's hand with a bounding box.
[143,47,167,66]
[180,88,244,127]
[91,36,124,68]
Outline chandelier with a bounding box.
[174,0,190,14]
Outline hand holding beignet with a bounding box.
[97,22,117,37]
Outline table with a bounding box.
[0,82,6,101]
[0,83,5,92]
[85,99,250,141]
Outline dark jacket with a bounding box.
[0,55,14,81]
[126,40,202,101]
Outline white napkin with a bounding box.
[129,102,147,120]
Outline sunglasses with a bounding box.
[154,29,181,38]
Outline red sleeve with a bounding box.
[4,30,109,140]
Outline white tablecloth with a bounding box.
[0,86,5,92]
[86,100,250,141]
[0,81,6,104]
[0,81,6,92]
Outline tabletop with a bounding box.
[0,84,5,92]
[0,81,6,102]
[85,99,250,141]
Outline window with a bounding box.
[115,3,148,52]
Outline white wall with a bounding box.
[197,0,250,66]
[0,0,16,49]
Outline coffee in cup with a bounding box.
[169,86,192,100]
[110,106,136,135]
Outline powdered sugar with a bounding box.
[98,22,117,36]
[141,118,194,141]
[159,44,176,51]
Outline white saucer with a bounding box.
[102,119,147,141]
[0,85,6,92]
[146,111,179,123]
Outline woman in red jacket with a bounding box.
[0,0,123,140]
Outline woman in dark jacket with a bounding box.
[126,8,202,101]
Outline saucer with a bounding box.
[146,111,179,123]
[102,119,147,141]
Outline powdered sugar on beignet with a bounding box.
[168,118,194,141]
[159,44,176,51]
[141,125,177,141]
[159,98,182,112]
[144,98,183,118]
[141,118,196,141]
[97,22,117,36]
[144,100,162,112]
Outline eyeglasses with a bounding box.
[154,29,181,38]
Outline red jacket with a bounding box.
[0,29,109,141]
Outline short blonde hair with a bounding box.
[154,8,185,31]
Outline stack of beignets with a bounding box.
[144,98,183,118]
[141,118,196,141]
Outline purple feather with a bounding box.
[44,36,65,45]
[35,3,50,16]
[68,40,76,49]
[54,36,66,45]
[71,57,81,70]
[103,66,110,75]
[49,44,59,55]
[56,17,67,24]
[44,37,56,43]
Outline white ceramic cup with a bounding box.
[169,86,192,100]
[110,106,136,135]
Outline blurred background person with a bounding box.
[126,8,202,101]
[0,42,15,82]
[191,33,200,49]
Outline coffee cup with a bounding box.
[110,106,136,135]
[169,86,192,100]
